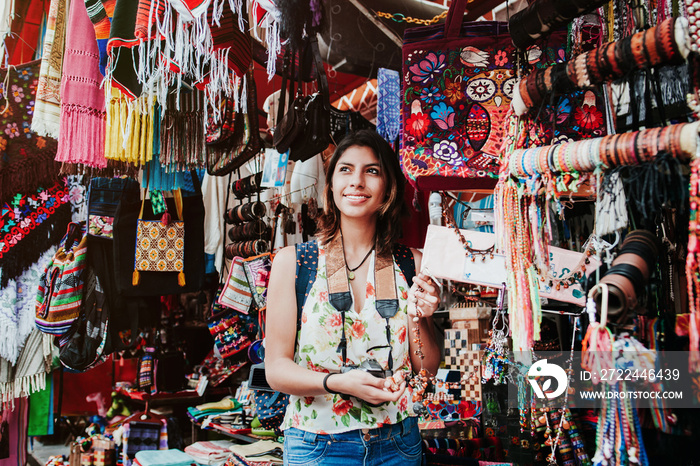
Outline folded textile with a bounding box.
[195,396,238,411]
[227,441,282,465]
[32,0,69,138]
[184,440,234,466]
[56,0,107,168]
[135,449,193,466]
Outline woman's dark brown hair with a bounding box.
[317,129,408,254]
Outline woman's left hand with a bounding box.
[408,273,440,320]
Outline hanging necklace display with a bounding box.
[442,196,495,261]
[481,287,510,385]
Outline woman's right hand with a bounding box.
[328,370,407,405]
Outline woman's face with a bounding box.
[331,145,387,222]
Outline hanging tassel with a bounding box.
[133,269,141,286]
[178,271,186,287]
[595,169,628,237]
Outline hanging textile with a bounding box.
[0,60,61,203]
[0,247,56,365]
[0,329,52,403]
[55,0,108,168]
[31,0,69,138]
[376,68,400,144]
[0,181,71,288]
[0,0,15,64]
[84,0,116,75]
[106,0,142,99]
[0,398,28,465]
[27,376,53,436]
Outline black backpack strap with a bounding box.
[392,243,416,288]
[295,240,319,330]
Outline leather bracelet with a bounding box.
[597,43,613,81]
[606,263,646,296]
[605,41,622,77]
[323,373,342,395]
[660,18,676,62]
[586,46,602,84]
[671,123,685,159]
[630,30,647,68]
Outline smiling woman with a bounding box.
[264,129,442,466]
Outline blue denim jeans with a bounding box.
[283,417,422,466]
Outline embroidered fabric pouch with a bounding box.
[218,256,253,313]
[207,308,251,359]
[242,253,272,311]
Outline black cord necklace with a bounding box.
[344,246,374,280]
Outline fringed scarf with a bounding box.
[31,0,69,138]
[0,181,71,288]
[0,60,61,203]
[158,91,206,170]
[0,0,15,64]
[251,0,281,81]
[0,329,52,404]
[55,0,108,168]
[106,0,142,100]
[0,247,56,365]
[104,88,155,165]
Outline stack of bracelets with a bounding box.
[228,219,270,242]
[513,17,690,114]
[225,239,269,259]
[225,201,267,224]
[508,0,610,50]
[508,122,696,177]
[232,172,264,199]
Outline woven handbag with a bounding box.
[35,222,88,336]
[400,0,515,191]
[132,187,186,287]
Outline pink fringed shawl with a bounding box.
[55,0,107,168]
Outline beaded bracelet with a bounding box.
[564,142,577,172]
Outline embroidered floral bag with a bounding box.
[400,0,515,191]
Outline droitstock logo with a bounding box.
[527,359,568,399]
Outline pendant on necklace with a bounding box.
[348,270,355,280]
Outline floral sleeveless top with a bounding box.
[282,242,415,433]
